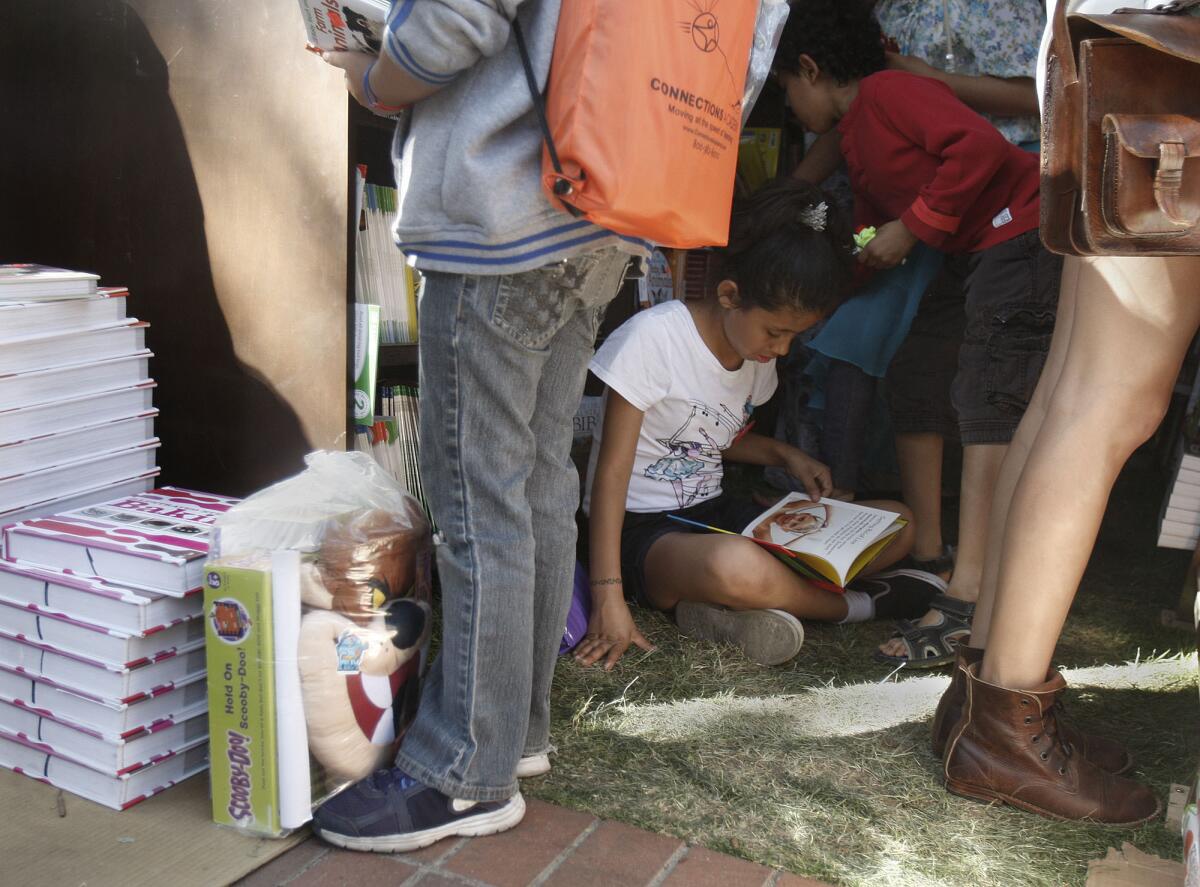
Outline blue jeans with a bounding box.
[394,249,630,801]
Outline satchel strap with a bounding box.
[1113,0,1200,14]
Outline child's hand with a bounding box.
[318,50,376,109]
[858,219,918,270]
[782,450,833,501]
[574,596,654,671]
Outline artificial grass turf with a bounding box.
[526,453,1200,886]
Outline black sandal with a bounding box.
[901,544,956,578]
[873,593,975,668]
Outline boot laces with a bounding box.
[1037,700,1074,770]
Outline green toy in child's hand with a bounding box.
[853,226,877,252]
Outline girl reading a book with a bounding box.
[577,179,946,669]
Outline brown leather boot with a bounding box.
[931,647,1133,775]
[943,664,1159,825]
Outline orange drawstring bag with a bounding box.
[515,3,758,248]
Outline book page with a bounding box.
[742,494,900,582]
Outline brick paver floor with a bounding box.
[234,798,833,887]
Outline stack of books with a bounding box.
[354,384,428,520]
[354,167,420,345]
[1,264,160,528]
[1159,361,1200,551]
[1159,448,1200,550]
[0,486,236,809]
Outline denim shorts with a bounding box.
[619,493,763,609]
[888,229,1060,445]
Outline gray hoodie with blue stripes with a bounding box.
[383,0,650,274]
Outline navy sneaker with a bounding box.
[312,768,526,853]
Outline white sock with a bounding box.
[837,589,874,624]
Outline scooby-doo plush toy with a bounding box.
[296,503,431,784]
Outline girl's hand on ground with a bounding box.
[782,450,833,501]
[317,49,375,108]
[858,219,918,270]
[574,598,654,671]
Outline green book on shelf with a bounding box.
[352,303,380,424]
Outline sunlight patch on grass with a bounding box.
[604,653,1198,741]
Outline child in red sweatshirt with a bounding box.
[773,0,1061,667]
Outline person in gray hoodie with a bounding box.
[315,0,648,852]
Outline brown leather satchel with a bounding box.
[1042,0,1200,255]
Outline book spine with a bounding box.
[352,304,380,424]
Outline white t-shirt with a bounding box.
[583,300,778,514]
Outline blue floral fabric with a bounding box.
[875,0,1043,146]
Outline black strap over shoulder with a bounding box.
[511,16,584,216]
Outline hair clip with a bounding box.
[799,201,828,232]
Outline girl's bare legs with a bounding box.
[981,255,1200,689]
[644,501,917,622]
[895,432,947,564]
[645,534,851,621]
[877,443,1005,657]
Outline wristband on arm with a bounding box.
[362,61,408,115]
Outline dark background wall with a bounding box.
[0,1,351,496]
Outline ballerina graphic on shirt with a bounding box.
[645,400,748,507]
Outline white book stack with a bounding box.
[0,265,160,530]
[0,486,237,809]
[1159,361,1200,551]
[354,169,420,345]
[1159,449,1200,550]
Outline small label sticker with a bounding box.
[336,630,368,674]
[992,207,1013,228]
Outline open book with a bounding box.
[670,493,906,589]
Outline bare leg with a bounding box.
[644,534,851,621]
[645,498,916,622]
[877,443,1004,657]
[982,255,1200,689]
[895,431,946,562]
[970,263,1080,647]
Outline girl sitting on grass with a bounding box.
[576,179,946,670]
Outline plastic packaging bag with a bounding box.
[742,0,791,127]
[204,450,432,836]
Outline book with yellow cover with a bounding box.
[671,493,905,589]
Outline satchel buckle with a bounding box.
[1156,141,1194,226]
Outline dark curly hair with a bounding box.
[775,0,885,85]
[709,178,854,316]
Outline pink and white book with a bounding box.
[0,352,151,412]
[0,382,156,448]
[0,665,207,735]
[0,559,200,635]
[1,487,235,595]
[0,288,128,341]
[0,413,158,477]
[0,729,208,810]
[0,597,203,667]
[0,265,99,300]
[0,474,157,541]
[0,320,147,376]
[0,632,205,702]
[0,697,207,774]
[0,441,160,513]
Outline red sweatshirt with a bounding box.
[837,70,1040,253]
